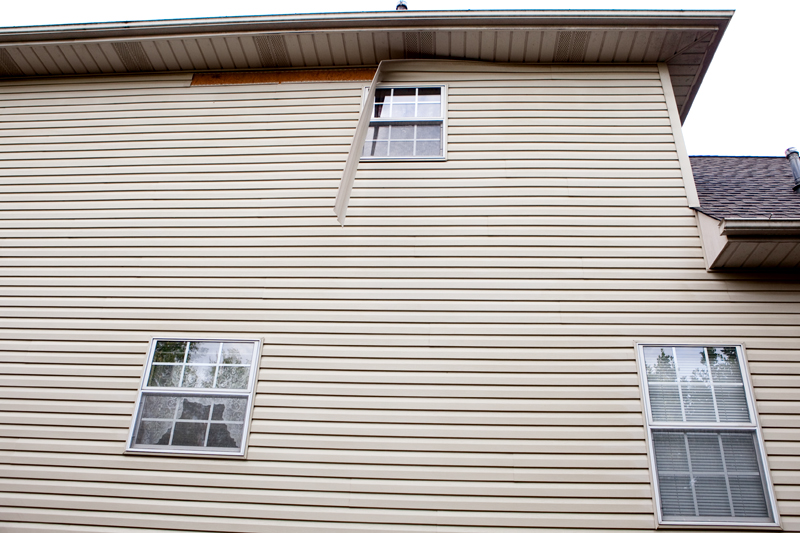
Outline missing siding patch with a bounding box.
[254,35,290,68]
[403,32,435,58]
[0,49,23,76]
[191,68,377,86]
[111,42,154,72]
[554,31,589,62]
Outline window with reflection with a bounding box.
[128,339,261,456]
[638,345,778,526]
[361,86,445,160]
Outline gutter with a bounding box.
[720,219,800,236]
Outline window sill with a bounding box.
[656,519,781,530]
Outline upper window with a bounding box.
[638,345,779,526]
[361,86,445,160]
[127,338,261,456]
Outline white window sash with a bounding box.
[636,343,780,527]
[126,337,262,457]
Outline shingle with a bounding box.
[690,156,800,219]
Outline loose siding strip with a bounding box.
[0,62,798,533]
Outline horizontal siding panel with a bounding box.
[0,463,651,497]
[0,478,654,512]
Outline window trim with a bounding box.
[125,337,262,458]
[635,343,780,528]
[359,84,447,162]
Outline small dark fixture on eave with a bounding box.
[787,147,800,191]
[396,0,408,10]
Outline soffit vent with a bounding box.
[403,31,435,58]
[0,49,23,76]
[111,42,154,72]
[554,31,589,62]
[254,35,290,68]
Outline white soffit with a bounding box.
[0,10,732,121]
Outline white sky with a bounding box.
[4,0,798,156]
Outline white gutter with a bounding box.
[720,218,800,236]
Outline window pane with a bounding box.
[135,420,172,446]
[182,365,216,388]
[653,431,689,470]
[211,398,248,421]
[141,394,177,419]
[221,343,253,365]
[694,477,731,516]
[417,103,440,117]
[683,383,716,422]
[707,347,743,383]
[648,383,683,421]
[373,89,390,118]
[687,433,723,472]
[177,397,212,420]
[208,423,243,448]
[148,365,181,387]
[659,475,696,517]
[729,476,769,517]
[216,366,250,389]
[391,103,415,118]
[172,421,207,447]
[721,433,761,472]
[675,346,709,383]
[366,125,390,140]
[415,140,441,157]
[363,141,388,158]
[390,125,415,140]
[716,386,750,422]
[388,141,414,157]
[153,341,186,363]
[392,88,416,102]
[418,87,441,102]
[416,124,441,139]
[644,346,678,382]
[186,342,220,364]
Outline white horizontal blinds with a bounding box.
[641,345,775,524]
[643,346,749,423]
[653,430,770,520]
[130,339,258,454]
[362,87,443,159]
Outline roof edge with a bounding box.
[0,10,735,43]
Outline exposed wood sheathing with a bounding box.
[0,62,798,533]
[192,68,377,86]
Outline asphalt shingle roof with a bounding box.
[690,156,800,219]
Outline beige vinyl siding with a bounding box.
[0,62,797,533]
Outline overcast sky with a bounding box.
[4,0,797,157]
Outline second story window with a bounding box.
[361,86,445,160]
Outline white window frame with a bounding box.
[636,343,780,527]
[126,337,262,457]
[360,84,447,161]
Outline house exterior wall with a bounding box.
[0,62,798,532]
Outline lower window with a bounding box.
[127,338,261,456]
[638,345,779,526]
